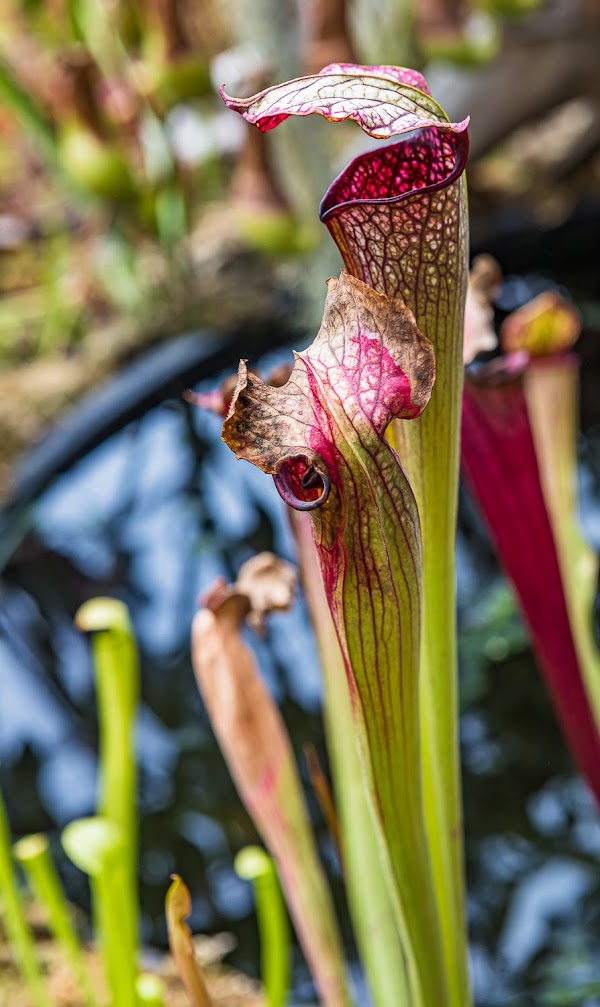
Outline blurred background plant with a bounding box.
[0,597,264,1006]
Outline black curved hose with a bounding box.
[0,320,298,570]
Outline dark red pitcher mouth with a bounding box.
[320,127,469,222]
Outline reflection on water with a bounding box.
[1,350,600,1005]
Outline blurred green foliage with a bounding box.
[0,0,545,368]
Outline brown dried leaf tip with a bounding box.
[191,554,297,803]
[166,875,215,1007]
[201,553,297,631]
[235,552,297,632]
[463,254,502,365]
[192,553,351,1007]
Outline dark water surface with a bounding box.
[1,328,600,1005]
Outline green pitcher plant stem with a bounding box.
[13,833,97,1007]
[0,791,51,1007]
[290,509,411,1007]
[75,597,139,970]
[235,846,290,1007]
[62,816,137,1007]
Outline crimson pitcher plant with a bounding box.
[461,286,600,803]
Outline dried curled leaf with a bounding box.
[223,271,434,547]
[235,552,297,631]
[200,553,296,634]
